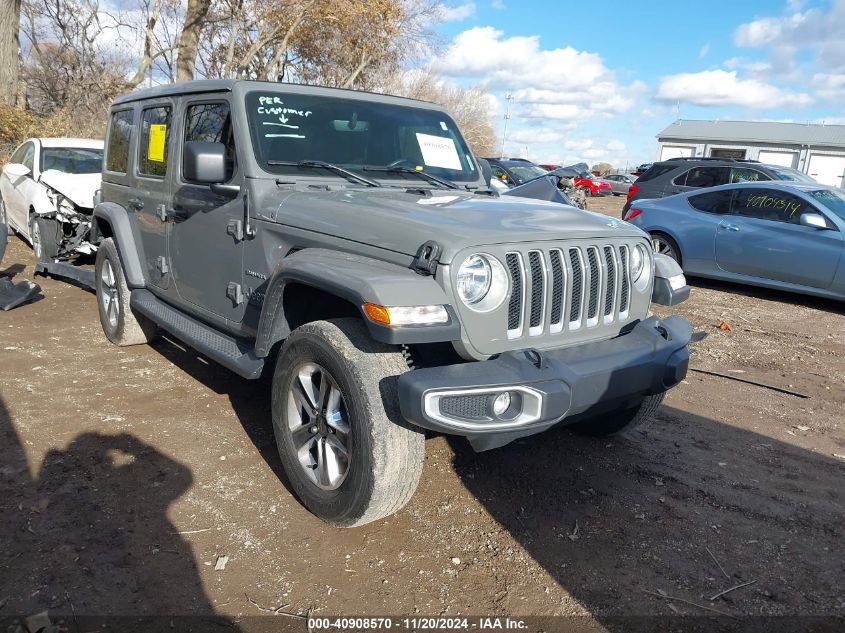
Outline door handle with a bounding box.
[128,197,144,210]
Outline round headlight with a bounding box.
[456,254,509,312]
[631,244,646,281]
[457,254,492,305]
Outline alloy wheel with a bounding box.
[287,363,351,491]
[99,259,120,328]
[652,236,678,262]
[31,219,41,259]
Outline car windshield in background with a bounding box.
[809,189,845,221]
[41,148,103,174]
[508,164,547,182]
[246,92,478,183]
[770,166,816,183]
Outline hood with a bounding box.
[267,188,645,263]
[39,171,101,209]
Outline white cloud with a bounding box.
[734,0,845,72]
[490,0,505,8]
[699,43,710,59]
[433,27,644,118]
[655,69,813,109]
[437,2,476,22]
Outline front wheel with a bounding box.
[569,392,665,437]
[271,318,425,527]
[30,216,60,263]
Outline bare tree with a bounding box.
[381,69,498,156]
[0,0,22,106]
[176,0,211,80]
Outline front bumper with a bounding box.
[398,315,691,450]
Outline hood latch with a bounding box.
[411,241,441,276]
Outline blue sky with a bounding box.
[429,0,845,168]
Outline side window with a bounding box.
[678,167,727,188]
[732,188,809,224]
[10,142,29,165]
[490,165,510,184]
[106,110,134,173]
[637,164,676,182]
[138,106,171,178]
[21,143,35,171]
[688,189,733,214]
[730,167,770,183]
[183,102,234,182]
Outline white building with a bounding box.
[656,119,845,188]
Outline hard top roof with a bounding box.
[111,79,439,108]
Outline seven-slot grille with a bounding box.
[506,244,633,339]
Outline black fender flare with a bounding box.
[254,248,460,357]
[93,202,147,288]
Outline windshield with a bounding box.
[769,166,816,183]
[809,189,845,221]
[246,91,478,184]
[578,171,593,179]
[507,163,547,183]
[41,147,103,174]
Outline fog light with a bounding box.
[492,392,511,417]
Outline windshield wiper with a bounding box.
[363,166,460,190]
[267,160,380,188]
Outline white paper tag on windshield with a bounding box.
[416,133,461,170]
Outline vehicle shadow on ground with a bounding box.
[688,276,845,315]
[0,394,241,632]
[448,404,845,624]
[148,336,290,489]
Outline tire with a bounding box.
[30,215,60,263]
[271,318,425,527]
[569,392,665,437]
[95,238,157,346]
[650,232,682,266]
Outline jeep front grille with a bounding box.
[506,244,632,340]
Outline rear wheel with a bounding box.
[569,392,665,437]
[650,232,681,265]
[30,216,60,263]
[271,318,425,527]
[95,238,157,346]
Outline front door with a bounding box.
[135,103,175,290]
[715,187,842,289]
[168,99,245,322]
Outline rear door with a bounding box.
[168,98,246,321]
[715,187,842,288]
[134,102,175,290]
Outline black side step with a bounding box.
[35,261,96,291]
[130,289,265,379]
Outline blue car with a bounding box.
[623,182,845,301]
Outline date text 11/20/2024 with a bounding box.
[307,617,528,630]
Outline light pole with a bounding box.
[499,92,514,158]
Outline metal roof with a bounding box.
[657,119,845,148]
[111,79,436,107]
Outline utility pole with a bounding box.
[499,92,514,158]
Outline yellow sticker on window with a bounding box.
[148,124,167,163]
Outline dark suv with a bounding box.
[623,157,816,216]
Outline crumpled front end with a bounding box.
[37,186,97,259]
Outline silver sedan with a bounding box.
[604,173,636,196]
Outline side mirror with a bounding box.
[799,213,829,229]
[476,158,492,186]
[4,163,31,178]
[183,141,227,184]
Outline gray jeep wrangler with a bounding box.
[92,80,692,527]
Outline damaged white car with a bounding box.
[0,138,103,262]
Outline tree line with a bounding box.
[0,0,498,159]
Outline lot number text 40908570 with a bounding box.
[307,617,528,630]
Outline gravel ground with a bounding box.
[1,195,843,629]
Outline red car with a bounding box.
[540,164,612,196]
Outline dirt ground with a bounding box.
[1,194,843,629]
